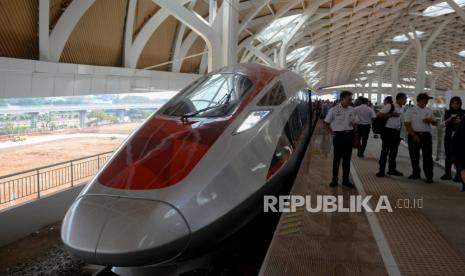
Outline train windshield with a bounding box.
[163,73,253,118]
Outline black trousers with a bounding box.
[408,132,433,179]
[444,134,454,176]
[379,128,401,173]
[332,131,354,182]
[357,124,371,156]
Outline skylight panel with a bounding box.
[286,46,313,62]
[377,49,400,56]
[402,77,416,82]
[257,14,302,44]
[301,61,317,71]
[367,61,386,66]
[433,61,451,68]
[422,0,465,17]
[392,31,424,42]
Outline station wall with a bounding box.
[0,185,84,247]
[0,57,200,99]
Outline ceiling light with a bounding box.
[366,70,376,74]
[422,0,465,17]
[458,50,465,57]
[377,49,400,56]
[393,31,424,42]
[433,61,451,68]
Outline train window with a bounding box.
[162,73,252,118]
[257,81,286,106]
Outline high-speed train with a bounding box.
[61,63,313,269]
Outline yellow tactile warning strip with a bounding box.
[278,206,304,236]
[352,156,465,276]
[259,126,387,276]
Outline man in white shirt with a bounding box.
[354,98,376,157]
[376,93,407,177]
[404,93,437,183]
[324,91,356,188]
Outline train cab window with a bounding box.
[162,73,252,118]
[257,81,286,106]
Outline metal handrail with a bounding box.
[0,151,113,180]
[0,151,114,207]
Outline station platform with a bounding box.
[260,124,465,276]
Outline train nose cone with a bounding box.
[61,195,190,266]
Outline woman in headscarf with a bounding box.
[441,97,465,181]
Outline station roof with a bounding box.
[0,0,464,91]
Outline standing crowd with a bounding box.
[323,91,465,192]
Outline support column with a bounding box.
[368,78,373,100]
[430,77,437,97]
[377,76,383,103]
[39,0,50,61]
[222,0,239,66]
[453,70,460,90]
[153,0,222,72]
[117,110,125,122]
[392,44,412,95]
[415,51,427,94]
[278,0,324,67]
[79,111,86,128]
[30,112,39,129]
[411,18,452,95]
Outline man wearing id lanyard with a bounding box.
[404,93,438,183]
[324,91,356,188]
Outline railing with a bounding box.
[0,151,113,209]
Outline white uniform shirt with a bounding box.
[404,105,434,132]
[354,104,376,125]
[380,103,403,130]
[324,104,355,131]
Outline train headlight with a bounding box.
[234,110,271,134]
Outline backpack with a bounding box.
[372,104,395,134]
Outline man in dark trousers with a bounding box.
[404,93,437,183]
[354,97,376,157]
[324,91,356,188]
[376,93,407,177]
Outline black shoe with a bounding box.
[425,178,433,183]
[461,184,465,192]
[453,176,461,183]
[342,181,355,188]
[376,172,385,177]
[440,174,452,180]
[408,174,420,180]
[329,181,338,187]
[387,170,403,176]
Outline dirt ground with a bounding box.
[0,123,140,176]
[0,122,141,142]
[0,123,141,209]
